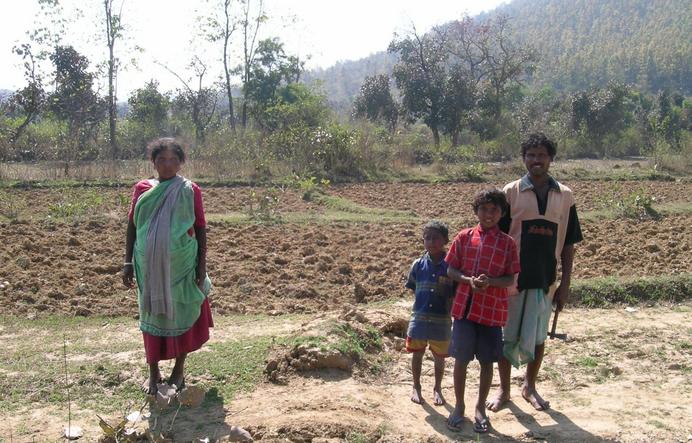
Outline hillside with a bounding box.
[306,0,692,111]
[496,0,691,93]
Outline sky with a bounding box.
[0,0,508,98]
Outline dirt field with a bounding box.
[0,177,691,442]
[1,180,691,317]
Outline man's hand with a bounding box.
[554,282,570,312]
[122,264,135,289]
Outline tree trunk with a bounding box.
[451,129,460,147]
[105,0,118,159]
[432,126,440,148]
[223,0,236,132]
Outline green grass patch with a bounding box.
[571,274,692,307]
[315,194,417,217]
[330,323,383,359]
[575,356,599,368]
[0,315,274,413]
[580,201,692,223]
[185,336,273,401]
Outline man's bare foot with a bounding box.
[485,390,510,412]
[521,386,550,411]
[411,385,423,404]
[433,388,445,406]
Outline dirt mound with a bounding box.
[265,307,409,383]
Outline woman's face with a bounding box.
[153,148,181,180]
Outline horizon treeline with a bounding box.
[0,0,690,182]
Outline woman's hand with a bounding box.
[122,264,135,288]
[196,261,207,290]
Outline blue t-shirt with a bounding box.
[405,253,455,341]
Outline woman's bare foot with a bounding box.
[433,388,445,406]
[143,364,161,395]
[169,354,187,391]
[521,386,550,410]
[485,389,510,412]
[411,385,423,404]
[141,377,160,395]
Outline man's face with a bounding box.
[523,145,552,178]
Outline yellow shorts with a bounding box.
[406,337,450,357]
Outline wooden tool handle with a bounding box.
[549,309,559,339]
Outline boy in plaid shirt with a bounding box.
[445,189,520,433]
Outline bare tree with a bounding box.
[160,57,218,146]
[239,0,266,128]
[104,0,124,158]
[201,0,238,131]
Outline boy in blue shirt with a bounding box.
[405,220,455,405]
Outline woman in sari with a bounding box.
[122,138,212,395]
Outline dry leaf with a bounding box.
[178,385,205,407]
[97,415,116,437]
[64,425,83,440]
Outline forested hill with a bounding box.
[307,0,691,112]
[495,0,691,94]
[302,52,396,115]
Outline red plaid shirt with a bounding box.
[445,224,520,326]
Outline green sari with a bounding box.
[133,177,211,337]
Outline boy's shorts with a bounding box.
[406,337,450,357]
[448,318,502,363]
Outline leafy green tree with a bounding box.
[243,38,303,129]
[9,44,45,145]
[263,83,328,131]
[238,0,267,128]
[123,80,170,156]
[569,82,630,156]
[389,27,447,146]
[48,45,106,159]
[352,74,399,132]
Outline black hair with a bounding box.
[472,188,508,216]
[521,132,556,159]
[147,137,186,163]
[423,219,449,243]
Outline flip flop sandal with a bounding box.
[446,415,465,432]
[473,417,490,433]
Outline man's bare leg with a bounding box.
[522,343,549,410]
[486,356,511,411]
[410,351,424,404]
[432,354,446,405]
